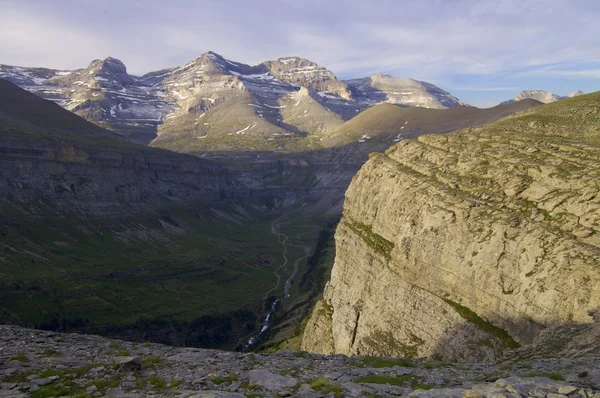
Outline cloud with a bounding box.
[1,0,599,104]
[517,66,600,78]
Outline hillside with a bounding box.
[303,91,600,362]
[321,99,542,147]
[0,80,337,350]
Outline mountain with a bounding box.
[0,77,540,352]
[502,89,585,105]
[1,52,465,147]
[0,78,226,211]
[346,74,463,109]
[568,90,585,98]
[302,91,600,362]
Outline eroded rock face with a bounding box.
[303,93,600,362]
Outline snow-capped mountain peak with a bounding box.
[0,53,466,145]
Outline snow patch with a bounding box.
[316,91,338,100]
[234,123,255,135]
[229,71,274,81]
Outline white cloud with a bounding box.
[1,0,599,85]
[0,8,113,69]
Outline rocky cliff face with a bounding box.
[262,56,352,100]
[303,92,600,362]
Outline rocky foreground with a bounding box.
[0,325,599,397]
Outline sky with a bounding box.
[1,0,599,107]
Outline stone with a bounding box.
[0,325,598,398]
[114,356,142,371]
[409,387,465,397]
[86,384,98,393]
[247,369,297,390]
[31,378,54,386]
[558,386,578,395]
[47,357,90,367]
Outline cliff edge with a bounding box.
[303,92,600,362]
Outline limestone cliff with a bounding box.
[303,92,600,362]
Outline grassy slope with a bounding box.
[321,99,542,147]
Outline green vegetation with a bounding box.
[10,352,28,362]
[148,375,167,391]
[347,219,394,259]
[423,361,453,369]
[142,356,163,368]
[361,330,424,358]
[309,378,343,397]
[0,201,305,349]
[442,298,519,349]
[524,372,565,381]
[42,348,62,357]
[211,375,239,385]
[2,365,109,397]
[116,348,130,356]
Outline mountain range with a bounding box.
[0,52,463,146]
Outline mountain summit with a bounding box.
[0,52,465,145]
[501,89,584,105]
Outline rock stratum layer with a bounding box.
[303,92,600,362]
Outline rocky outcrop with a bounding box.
[1,325,599,397]
[303,92,600,362]
[262,56,352,100]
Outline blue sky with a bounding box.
[1,0,599,107]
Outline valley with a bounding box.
[1,54,598,371]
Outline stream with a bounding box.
[243,219,311,349]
